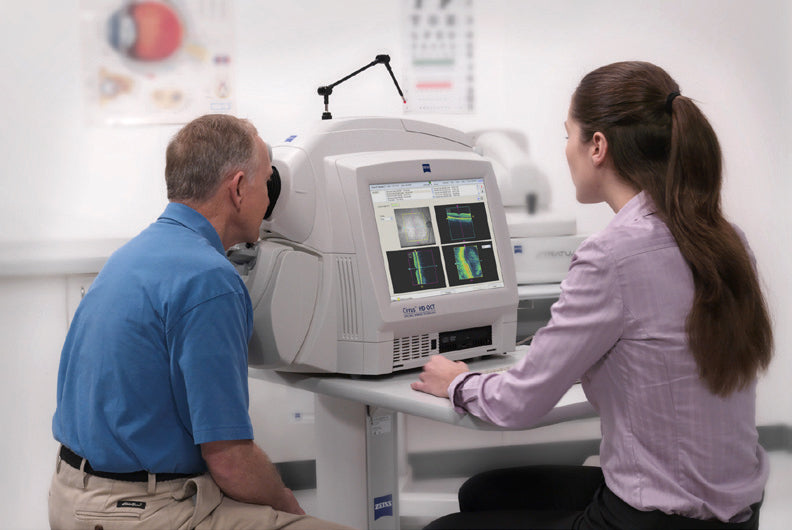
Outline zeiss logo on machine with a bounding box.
[422,163,431,173]
[373,494,394,520]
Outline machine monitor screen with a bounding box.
[370,178,505,301]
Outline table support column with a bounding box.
[315,394,368,529]
[314,394,401,529]
[366,406,400,529]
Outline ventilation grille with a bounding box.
[392,334,432,366]
[336,256,361,340]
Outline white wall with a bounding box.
[0,278,65,530]
[0,1,789,528]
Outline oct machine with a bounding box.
[232,117,519,375]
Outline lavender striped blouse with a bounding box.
[449,191,768,522]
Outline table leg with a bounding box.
[314,394,401,529]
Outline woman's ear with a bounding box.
[590,131,609,167]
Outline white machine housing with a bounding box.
[239,118,518,375]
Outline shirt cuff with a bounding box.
[448,372,480,414]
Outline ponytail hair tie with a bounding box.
[665,91,681,114]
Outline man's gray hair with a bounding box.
[165,114,259,202]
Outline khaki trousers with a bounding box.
[48,451,357,530]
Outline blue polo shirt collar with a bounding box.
[158,202,225,255]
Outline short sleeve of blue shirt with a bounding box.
[169,290,254,445]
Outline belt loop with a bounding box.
[147,473,157,494]
[78,457,88,490]
[55,446,62,473]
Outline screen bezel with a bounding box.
[337,153,510,310]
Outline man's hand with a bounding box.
[411,355,469,398]
[201,439,305,514]
[281,488,306,516]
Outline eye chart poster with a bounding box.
[402,0,475,113]
[81,0,235,125]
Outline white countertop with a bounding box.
[0,239,128,277]
[249,349,596,431]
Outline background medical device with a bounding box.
[231,117,518,375]
[471,130,586,285]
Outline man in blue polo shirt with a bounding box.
[49,115,353,530]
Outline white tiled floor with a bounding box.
[295,450,792,529]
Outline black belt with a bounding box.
[59,445,198,483]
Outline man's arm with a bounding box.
[201,439,305,514]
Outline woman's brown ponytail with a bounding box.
[571,61,772,396]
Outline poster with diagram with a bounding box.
[402,0,475,113]
[81,0,235,125]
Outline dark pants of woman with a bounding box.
[423,465,761,530]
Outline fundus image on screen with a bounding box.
[370,179,504,300]
[395,207,436,247]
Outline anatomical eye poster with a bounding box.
[81,0,235,125]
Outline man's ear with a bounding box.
[591,131,609,167]
[228,171,245,210]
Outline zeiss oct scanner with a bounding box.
[232,117,519,375]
